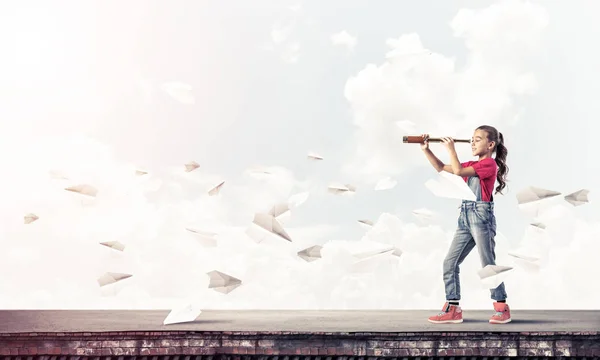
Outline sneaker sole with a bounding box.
[489,318,512,324]
[428,318,463,324]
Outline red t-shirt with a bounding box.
[461,158,497,202]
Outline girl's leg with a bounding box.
[429,211,474,324]
[470,206,508,301]
[443,218,476,301]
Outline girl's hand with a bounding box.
[420,134,429,150]
[441,136,456,152]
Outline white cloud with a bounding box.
[281,42,301,64]
[268,3,304,63]
[342,0,549,180]
[331,30,357,51]
[271,19,296,45]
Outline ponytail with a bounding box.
[494,132,509,195]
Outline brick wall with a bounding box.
[0,331,598,358]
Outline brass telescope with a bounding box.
[403,136,471,144]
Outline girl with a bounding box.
[421,125,511,324]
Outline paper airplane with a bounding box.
[269,204,292,225]
[297,245,323,262]
[530,222,546,230]
[184,161,200,173]
[65,184,98,198]
[412,208,435,222]
[374,177,397,191]
[477,265,513,289]
[245,166,272,178]
[424,172,476,201]
[328,183,356,195]
[307,152,323,161]
[508,252,540,263]
[268,202,290,218]
[349,246,399,273]
[207,270,242,294]
[161,81,195,104]
[357,219,374,230]
[352,247,396,262]
[97,272,132,287]
[246,213,292,242]
[208,181,225,196]
[185,228,218,247]
[508,252,541,272]
[516,186,561,205]
[24,213,39,224]
[564,189,590,207]
[265,192,310,226]
[163,302,203,325]
[99,241,125,252]
[135,170,148,176]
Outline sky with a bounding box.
[0,0,599,313]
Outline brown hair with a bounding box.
[476,125,508,195]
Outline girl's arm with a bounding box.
[422,148,453,173]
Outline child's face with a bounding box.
[471,129,493,156]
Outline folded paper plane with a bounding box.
[297,245,323,262]
[530,222,546,230]
[564,189,590,207]
[328,183,356,195]
[97,272,132,287]
[307,152,323,160]
[24,213,39,224]
[207,270,242,294]
[184,161,200,173]
[246,213,292,242]
[245,167,272,178]
[516,186,561,205]
[508,252,541,272]
[99,241,125,252]
[65,184,98,198]
[357,219,374,230]
[268,202,290,218]
[163,302,203,325]
[477,265,513,289]
[412,208,435,221]
[424,172,476,201]
[185,228,218,247]
[352,247,396,262]
[208,181,225,196]
[508,252,540,263]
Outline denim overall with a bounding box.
[442,175,508,301]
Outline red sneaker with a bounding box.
[428,302,463,324]
[489,301,511,324]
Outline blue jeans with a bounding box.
[443,200,507,301]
